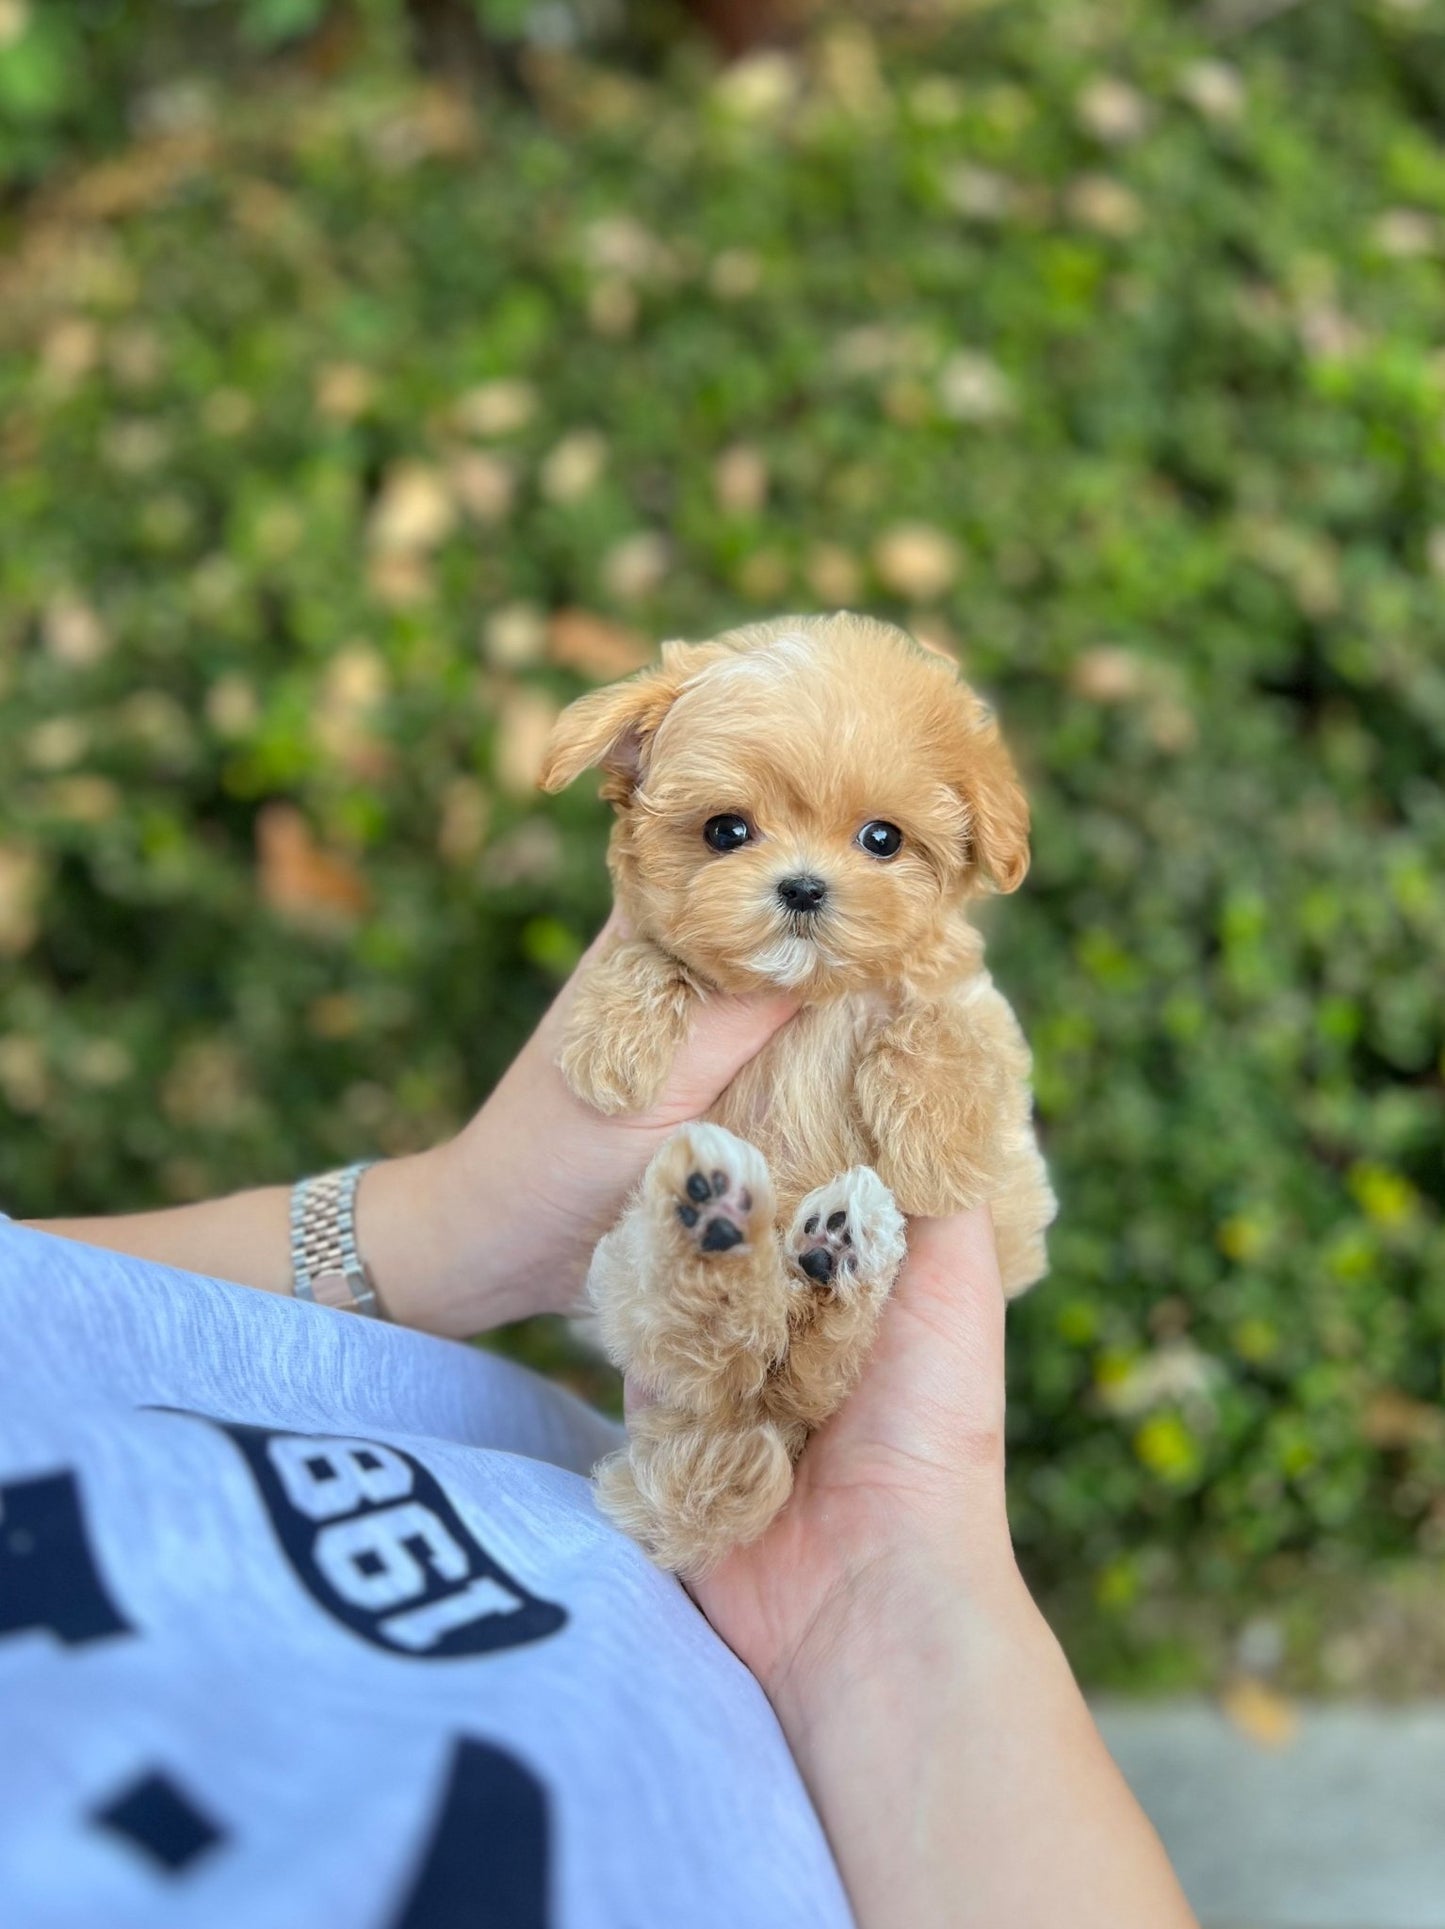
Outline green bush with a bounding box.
[3,0,1443,1684]
[0,0,555,192]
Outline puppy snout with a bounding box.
[776,874,828,915]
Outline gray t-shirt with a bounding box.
[0,1219,852,1928]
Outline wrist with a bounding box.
[765,1548,1195,1929]
[360,1128,591,1338]
[353,1142,531,1337]
[438,1107,601,1325]
[768,1544,1059,1879]
[768,1528,1035,1746]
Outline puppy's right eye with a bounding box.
[704,814,752,853]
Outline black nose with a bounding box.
[777,874,827,914]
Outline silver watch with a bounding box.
[289,1162,384,1317]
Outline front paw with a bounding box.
[787,1167,906,1299]
[556,942,698,1115]
[857,1052,1010,1217]
[558,1002,685,1116]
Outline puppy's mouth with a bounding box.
[746,912,840,989]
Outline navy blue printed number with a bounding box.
[0,1471,131,1647]
[392,1739,550,1929]
[193,1419,567,1659]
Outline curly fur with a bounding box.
[541,612,1056,1575]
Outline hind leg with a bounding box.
[770,1166,906,1432]
[588,1121,795,1408]
[588,1123,800,1569]
[595,1408,794,1578]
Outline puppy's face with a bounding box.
[540,614,1029,996]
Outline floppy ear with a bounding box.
[538,639,733,801]
[538,665,679,799]
[954,703,1030,894]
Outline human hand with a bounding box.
[692,1206,1021,1710]
[688,1209,1197,1929]
[367,912,797,1336]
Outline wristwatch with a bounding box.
[289,1161,385,1317]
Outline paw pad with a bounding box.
[648,1122,772,1262]
[677,1166,754,1253]
[788,1168,905,1297]
[793,1220,851,1287]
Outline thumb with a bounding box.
[650,985,799,1127]
[823,1206,1008,1486]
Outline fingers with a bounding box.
[586,903,628,952]
[539,905,796,1125]
[651,985,798,1125]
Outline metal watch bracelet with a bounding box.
[289,1161,385,1317]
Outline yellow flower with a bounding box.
[1134,1413,1201,1483]
[1348,1163,1419,1229]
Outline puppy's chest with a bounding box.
[705,993,887,1211]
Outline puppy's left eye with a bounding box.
[857,821,903,859]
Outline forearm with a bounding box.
[23,1140,562,1338]
[20,920,794,1337]
[28,1184,296,1295]
[775,1555,1196,1929]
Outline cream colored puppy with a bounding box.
[540,612,1055,1576]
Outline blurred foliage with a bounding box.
[3,0,1445,1685]
[0,0,621,191]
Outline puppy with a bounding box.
[540,612,1055,1575]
